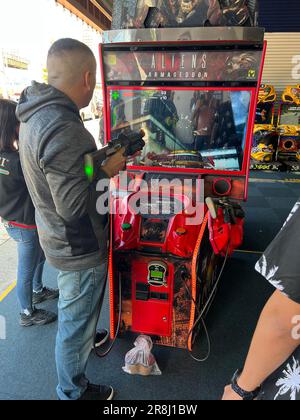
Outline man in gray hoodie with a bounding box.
[16,39,126,401]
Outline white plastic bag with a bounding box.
[122,335,162,376]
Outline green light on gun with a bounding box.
[85,165,94,180]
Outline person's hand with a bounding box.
[101,147,126,178]
[222,385,243,401]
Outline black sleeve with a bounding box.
[255,201,300,304]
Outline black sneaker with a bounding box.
[95,329,109,348]
[20,309,57,327]
[32,287,59,305]
[78,384,114,401]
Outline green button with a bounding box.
[122,223,132,231]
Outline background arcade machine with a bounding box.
[100,1,266,355]
[277,85,300,172]
[251,84,280,170]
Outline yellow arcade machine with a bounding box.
[251,84,280,170]
[277,85,300,171]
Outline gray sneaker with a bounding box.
[32,287,59,305]
[20,309,57,327]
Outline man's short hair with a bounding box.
[47,38,96,87]
[47,38,94,60]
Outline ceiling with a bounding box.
[56,0,113,32]
[96,0,113,14]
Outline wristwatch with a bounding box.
[231,370,261,401]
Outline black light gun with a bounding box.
[84,131,145,182]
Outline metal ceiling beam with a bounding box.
[90,0,112,21]
[56,0,112,31]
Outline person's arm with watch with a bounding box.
[222,290,300,400]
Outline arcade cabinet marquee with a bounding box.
[99,26,266,352]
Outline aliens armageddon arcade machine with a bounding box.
[277,85,300,172]
[251,84,280,171]
[99,0,266,353]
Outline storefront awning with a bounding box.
[56,0,112,31]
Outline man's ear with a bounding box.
[84,71,92,90]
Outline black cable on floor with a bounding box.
[186,244,230,362]
[93,273,123,358]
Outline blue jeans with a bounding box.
[55,262,108,401]
[5,226,45,312]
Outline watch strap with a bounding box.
[231,370,261,401]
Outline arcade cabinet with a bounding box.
[100,2,265,353]
[277,85,300,172]
[251,84,280,170]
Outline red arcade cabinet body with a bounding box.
[100,27,266,350]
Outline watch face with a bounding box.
[148,263,167,287]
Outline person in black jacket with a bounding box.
[0,99,58,326]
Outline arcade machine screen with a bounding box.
[280,104,300,127]
[255,85,276,126]
[108,88,252,172]
[255,103,274,125]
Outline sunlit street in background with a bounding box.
[0,0,103,108]
[84,118,101,146]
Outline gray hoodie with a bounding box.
[16,82,109,271]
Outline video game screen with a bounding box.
[255,103,274,125]
[109,88,252,172]
[279,104,300,127]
